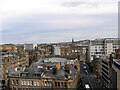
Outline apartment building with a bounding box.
[61,45,71,56]
[88,38,119,62]
[24,43,38,51]
[0,44,17,52]
[92,56,101,78]
[38,44,53,55]
[0,51,29,87]
[8,57,80,89]
[101,55,113,88]
[112,59,120,89]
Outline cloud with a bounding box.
[1,0,119,20]
[62,2,98,8]
[1,0,119,43]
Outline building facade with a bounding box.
[88,38,119,62]
[92,56,101,78]
[112,59,120,89]
[8,57,80,89]
[0,51,29,87]
[101,55,113,88]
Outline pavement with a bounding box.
[78,62,102,89]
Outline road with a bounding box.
[78,62,102,89]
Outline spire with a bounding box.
[72,38,74,43]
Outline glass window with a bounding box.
[55,82,57,87]
[45,81,47,86]
[28,81,30,86]
[31,81,33,86]
[24,81,26,85]
[48,82,50,86]
[12,80,14,84]
[42,81,44,86]
[16,80,18,85]
[64,82,67,88]
[21,80,24,85]
[37,81,40,86]
[34,81,36,86]
[69,82,71,87]
[49,82,52,87]
[61,82,63,87]
[58,82,60,87]
[16,87,18,90]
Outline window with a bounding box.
[55,82,57,87]
[12,80,14,84]
[61,82,63,87]
[12,87,14,90]
[8,59,9,62]
[58,82,60,87]
[31,81,33,86]
[16,87,18,90]
[42,81,44,86]
[21,80,24,85]
[34,81,36,86]
[64,82,67,88]
[45,81,47,86]
[37,81,40,86]
[48,82,50,87]
[16,80,18,85]
[69,82,71,87]
[24,81,27,85]
[28,81,30,86]
[49,82,52,87]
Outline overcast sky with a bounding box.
[0,0,119,44]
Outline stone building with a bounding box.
[0,44,17,52]
[8,57,80,89]
[92,56,101,78]
[0,51,29,87]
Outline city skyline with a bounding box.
[1,0,119,44]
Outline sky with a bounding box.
[0,0,119,44]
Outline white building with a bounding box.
[24,43,38,50]
[53,45,61,55]
[88,38,120,62]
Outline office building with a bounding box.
[112,59,120,89]
[88,38,119,62]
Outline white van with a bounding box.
[85,84,90,89]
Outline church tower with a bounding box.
[71,38,75,53]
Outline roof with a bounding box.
[113,59,120,65]
[9,57,78,80]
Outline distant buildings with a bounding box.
[24,43,37,51]
[53,45,61,56]
[0,38,119,89]
[0,44,17,52]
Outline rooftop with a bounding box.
[9,57,78,80]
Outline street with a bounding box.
[78,62,102,89]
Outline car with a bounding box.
[85,84,90,89]
[84,66,87,69]
[85,70,89,75]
